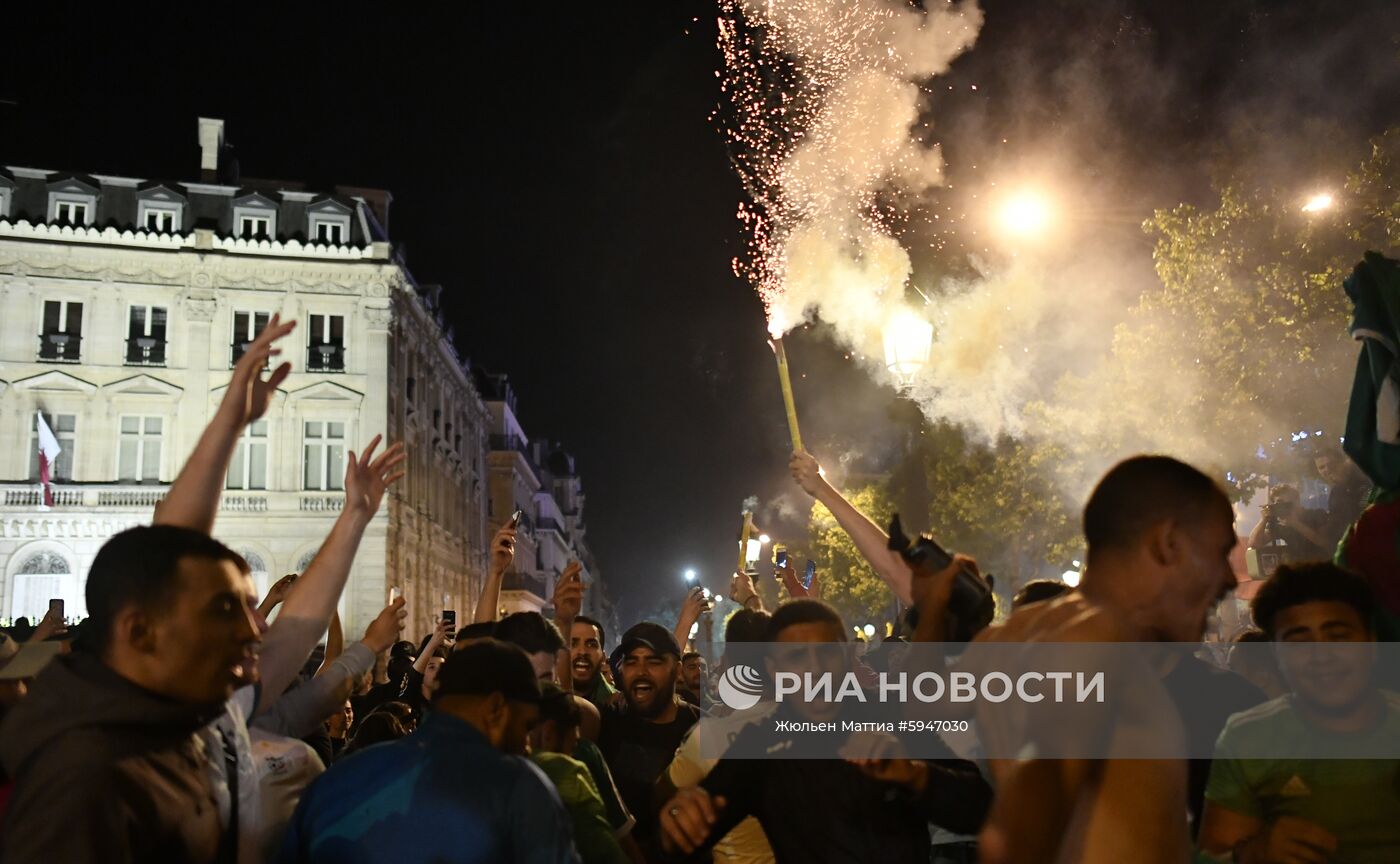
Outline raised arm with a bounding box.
[552,561,584,690]
[256,436,406,715]
[154,315,295,534]
[314,609,344,677]
[674,587,707,652]
[790,451,913,605]
[474,521,517,623]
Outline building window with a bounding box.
[118,416,163,483]
[227,420,269,490]
[0,189,10,219]
[125,305,168,366]
[307,314,346,372]
[12,551,72,624]
[232,311,271,366]
[238,214,272,240]
[303,421,345,491]
[142,208,178,233]
[314,221,344,244]
[239,549,271,598]
[29,414,75,481]
[51,200,91,226]
[38,300,83,361]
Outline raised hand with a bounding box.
[729,570,759,608]
[343,435,407,520]
[219,313,295,429]
[553,562,584,623]
[258,574,298,616]
[489,523,517,576]
[362,597,408,653]
[789,450,828,498]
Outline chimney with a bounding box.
[198,118,225,182]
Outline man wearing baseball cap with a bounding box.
[597,622,703,845]
[280,638,578,863]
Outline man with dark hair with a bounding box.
[599,622,703,845]
[916,454,1240,863]
[664,607,776,864]
[496,611,566,682]
[678,652,709,709]
[1199,563,1400,863]
[532,684,631,864]
[1,525,260,863]
[0,317,406,864]
[659,599,991,863]
[1011,579,1072,609]
[281,638,577,863]
[571,615,617,709]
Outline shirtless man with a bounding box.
[792,452,1239,863]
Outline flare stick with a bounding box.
[769,337,804,452]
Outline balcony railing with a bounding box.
[0,485,346,516]
[307,344,346,372]
[125,337,167,366]
[299,493,344,512]
[37,332,82,363]
[501,570,548,599]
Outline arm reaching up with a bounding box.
[552,562,584,690]
[256,436,406,715]
[154,314,295,534]
[474,521,517,623]
[790,450,912,605]
[674,587,707,651]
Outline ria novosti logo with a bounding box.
[718,664,764,711]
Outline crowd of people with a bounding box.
[0,317,1397,864]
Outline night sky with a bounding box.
[4,2,1395,624]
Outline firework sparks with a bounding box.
[715,0,982,338]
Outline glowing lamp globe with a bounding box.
[1061,569,1081,588]
[883,311,934,386]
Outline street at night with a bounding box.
[1,2,1399,862]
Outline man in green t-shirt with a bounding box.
[1199,562,1400,864]
[531,683,631,864]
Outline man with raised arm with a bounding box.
[1,316,406,864]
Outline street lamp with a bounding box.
[1061,569,1081,588]
[746,533,771,566]
[998,191,1052,237]
[883,309,934,387]
[1301,192,1335,214]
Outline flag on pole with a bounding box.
[36,412,61,508]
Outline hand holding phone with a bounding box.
[442,609,457,639]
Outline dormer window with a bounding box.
[144,208,178,233]
[306,199,353,247]
[314,220,344,244]
[53,200,90,226]
[233,194,278,240]
[47,179,99,227]
[136,186,187,235]
[239,215,270,238]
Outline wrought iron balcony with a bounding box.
[125,337,167,366]
[37,332,81,363]
[307,344,345,372]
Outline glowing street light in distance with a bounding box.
[998,191,1052,236]
[1301,192,1335,213]
[684,569,697,582]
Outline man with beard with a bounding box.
[677,653,710,710]
[658,600,991,863]
[598,622,702,844]
[571,615,617,710]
